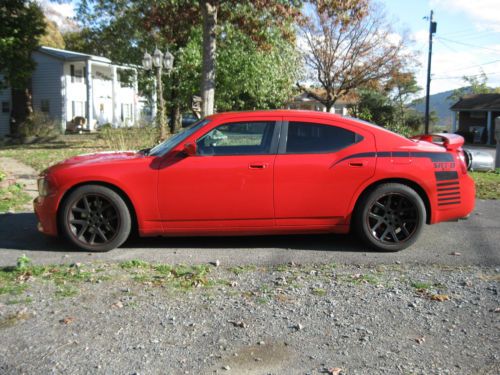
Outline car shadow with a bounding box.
[0,212,370,253]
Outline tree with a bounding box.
[69,0,300,123]
[448,70,500,102]
[39,18,65,49]
[298,0,408,112]
[0,0,46,134]
[197,0,301,116]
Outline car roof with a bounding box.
[206,109,344,121]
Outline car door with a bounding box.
[274,118,376,227]
[157,118,280,231]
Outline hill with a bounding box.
[411,89,457,128]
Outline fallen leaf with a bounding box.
[111,301,124,309]
[414,336,425,344]
[431,294,450,302]
[328,368,342,375]
[60,316,74,324]
[228,320,247,328]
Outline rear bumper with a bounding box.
[33,195,58,236]
[432,173,475,224]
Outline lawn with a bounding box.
[469,169,500,200]
[0,170,31,212]
[0,134,499,200]
[0,128,158,172]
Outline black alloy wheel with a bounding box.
[355,183,426,251]
[60,185,131,252]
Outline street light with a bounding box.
[142,48,174,140]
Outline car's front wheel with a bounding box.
[60,185,131,252]
[354,183,426,252]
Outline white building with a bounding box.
[287,92,353,115]
[0,46,142,136]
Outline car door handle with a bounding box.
[249,163,268,169]
[349,162,364,167]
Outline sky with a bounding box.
[41,0,500,96]
[380,0,500,94]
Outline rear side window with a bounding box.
[286,122,361,153]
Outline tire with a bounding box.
[354,183,426,252]
[60,185,131,252]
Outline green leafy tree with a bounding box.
[68,0,300,129]
[0,0,46,134]
[448,70,500,102]
[39,18,65,49]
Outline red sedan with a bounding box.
[34,110,475,252]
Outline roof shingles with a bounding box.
[450,94,500,111]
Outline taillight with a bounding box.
[457,150,467,174]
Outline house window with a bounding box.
[72,101,85,118]
[1,101,9,113]
[41,99,50,113]
[70,65,84,83]
[121,103,132,121]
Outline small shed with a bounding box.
[450,94,500,145]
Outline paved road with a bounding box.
[0,199,499,268]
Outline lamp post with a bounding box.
[142,48,174,140]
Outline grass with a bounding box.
[411,281,433,290]
[0,128,161,173]
[0,171,31,212]
[0,256,220,305]
[470,169,500,200]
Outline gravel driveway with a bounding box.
[1,262,499,374]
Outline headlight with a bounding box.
[37,177,51,197]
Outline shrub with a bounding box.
[17,112,60,138]
[98,125,160,150]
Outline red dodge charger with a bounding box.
[34,110,475,252]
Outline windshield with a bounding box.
[148,119,210,156]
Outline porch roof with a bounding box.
[450,93,500,112]
[37,46,112,64]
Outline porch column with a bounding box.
[85,60,93,130]
[452,111,457,133]
[487,111,492,145]
[133,69,139,126]
[111,66,117,126]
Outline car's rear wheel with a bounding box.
[60,185,131,252]
[354,183,426,251]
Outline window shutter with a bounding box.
[70,65,75,83]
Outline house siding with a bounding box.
[31,52,64,129]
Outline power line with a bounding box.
[436,36,500,53]
[432,71,500,80]
[441,59,500,74]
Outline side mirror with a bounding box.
[183,142,197,156]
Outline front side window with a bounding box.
[285,122,361,154]
[197,121,275,156]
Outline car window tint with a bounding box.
[197,121,275,155]
[286,122,360,153]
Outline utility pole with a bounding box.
[424,10,437,134]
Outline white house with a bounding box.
[0,46,143,136]
[287,91,353,115]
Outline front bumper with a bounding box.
[33,195,58,236]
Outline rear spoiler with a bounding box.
[410,133,464,151]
